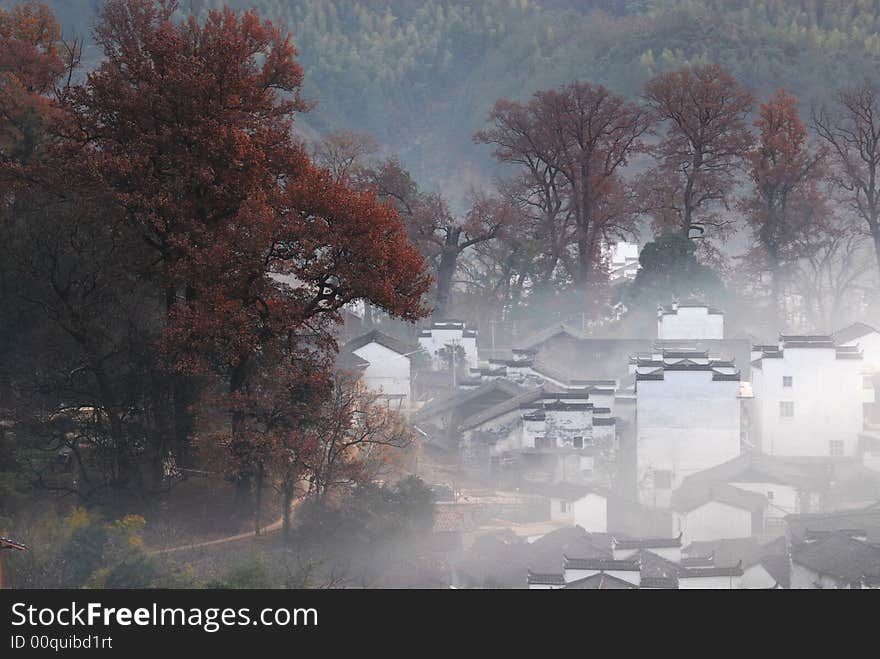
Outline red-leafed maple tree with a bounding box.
[0,1,64,163]
[53,0,430,513]
[476,81,651,291]
[642,64,754,243]
[741,89,827,330]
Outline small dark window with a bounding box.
[780,401,795,417]
[573,436,584,449]
[783,376,793,388]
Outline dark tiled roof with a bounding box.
[672,482,767,514]
[785,504,880,543]
[564,556,640,572]
[834,322,878,345]
[488,358,534,367]
[685,538,757,566]
[514,322,586,351]
[527,571,565,586]
[673,453,855,512]
[638,550,682,580]
[678,561,744,578]
[792,534,880,583]
[565,572,638,589]
[343,329,419,357]
[570,379,618,387]
[680,555,715,568]
[613,534,682,550]
[411,379,527,423]
[460,388,546,431]
[334,350,370,372]
[640,577,678,589]
[760,554,791,589]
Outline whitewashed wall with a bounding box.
[352,342,411,410]
[636,370,741,507]
[742,564,778,589]
[676,501,752,545]
[418,326,478,370]
[841,331,880,374]
[658,307,724,340]
[679,574,743,589]
[573,494,607,532]
[752,347,863,456]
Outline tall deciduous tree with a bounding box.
[37,0,429,513]
[0,1,63,162]
[311,129,378,184]
[642,64,754,242]
[477,82,651,289]
[742,89,826,331]
[814,80,880,287]
[364,157,513,319]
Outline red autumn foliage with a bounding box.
[476,81,651,289]
[27,0,429,510]
[641,64,754,241]
[0,1,63,162]
[741,88,827,327]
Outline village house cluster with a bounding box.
[335,280,880,588]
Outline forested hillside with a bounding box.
[8,0,880,198]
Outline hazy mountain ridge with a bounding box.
[9,0,880,199]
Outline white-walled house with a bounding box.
[751,336,866,457]
[611,535,682,563]
[633,350,743,508]
[457,389,618,483]
[657,302,724,341]
[527,534,746,589]
[418,320,479,371]
[607,241,640,282]
[672,483,763,545]
[562,556,642,586]
[684,537,790,589]
[542,483,609,533]
[342,330,419,414]
[835,322,880,374]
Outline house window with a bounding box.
[654,470,673,489]
[780,401,795,418]
[559,500,568,513]
[767,491,774,501]
[573,436,584,449]
[783,376,793,388]
[830,440,844,457]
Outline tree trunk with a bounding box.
[281,480,294,539]
[229,355,253,521]
[254,462,264,536]
[871,226,880,301]
[433,249,458,320]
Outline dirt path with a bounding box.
[151,501,301,555]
